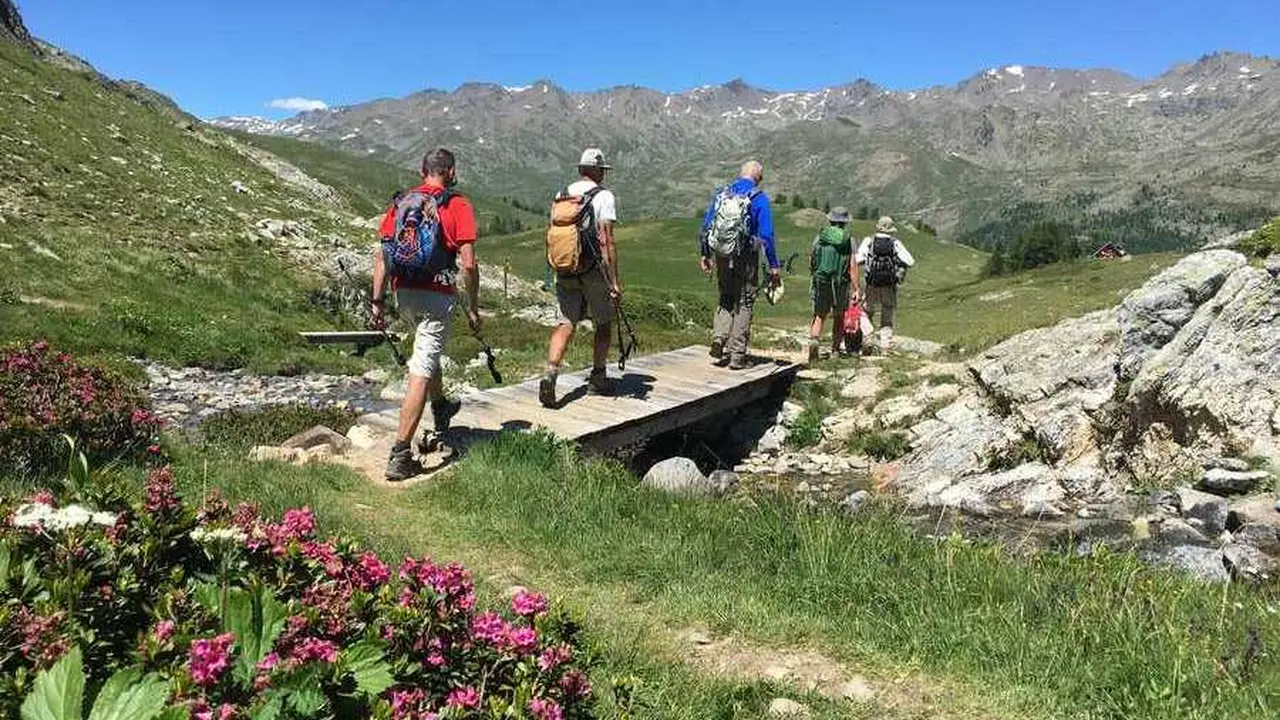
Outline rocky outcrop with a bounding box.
[1,0,34,49]
[893,249,1279,526]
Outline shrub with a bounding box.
[844,428,911,461]
[0,456,596,719]
[0,341,162,478]
[1238,217,1280,257]
[200,404,359,452]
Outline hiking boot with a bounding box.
[431,397,461,433]
[806,342,820,365]
[728,355,749,371]
[709,340,724,360]
[538,375,557,408]
[385,445,423,482]
[587,368,610,394]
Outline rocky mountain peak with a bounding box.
[1,0,34,49]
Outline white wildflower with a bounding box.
[11,503,116,531]
[190,526,248,545]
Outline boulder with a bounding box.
[1127,266,1279,463]
[281,425,353,455]
[1221,543,1278,583]
[911,463,1064,518]
[1198,468,1269,496]
[248,446,302,464]
[970,309,1118,407]
[838,366,882,400]
[1267,254,1280,280]
[756,424,787,455]
[766,698,809,718]
[1116,250,1247,380]
[1151,545,1229,583]
[707,470,740,495]
[840,490,870,515]
[1176,487,1230,537]
[1155,518,1210,545]
[641,457,711,495]
[345,424,379,450]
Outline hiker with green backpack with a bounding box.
[807,206,856,363]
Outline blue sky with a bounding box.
[23,0,1278,119]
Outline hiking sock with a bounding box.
[539,364,560,408]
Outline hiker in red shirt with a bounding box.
[371,148,481,481]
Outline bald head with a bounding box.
[739,160,764,184]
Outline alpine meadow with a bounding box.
[3,1,1280,719]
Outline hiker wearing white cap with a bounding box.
[539,148,621,407]
[852,216,915,351]
[807,206,855,362]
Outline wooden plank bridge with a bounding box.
[348,346,801,481]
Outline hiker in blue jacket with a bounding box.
[698,160,780,370]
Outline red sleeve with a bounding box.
[442,195,478,250]
[378,205,396,239]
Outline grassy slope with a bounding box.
[49,433,1273,720]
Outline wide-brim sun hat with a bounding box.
[577,148,612,170]
[876,215,898,234]
[827,206,851,223]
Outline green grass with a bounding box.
[62,433,1274,720]
[487,211,1178,356]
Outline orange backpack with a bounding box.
[546,187,602,274]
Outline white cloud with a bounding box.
[267,97,329,112]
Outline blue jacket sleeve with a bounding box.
[753,194,779,268]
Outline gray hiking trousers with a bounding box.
[712,248,759,360]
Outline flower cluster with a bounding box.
[0,341,162,476]
[0,462,597,718]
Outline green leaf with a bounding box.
[342,640,394,698]
[87,666,168,720]
[249,696,282,720]
[155,708,189,720]
[191,581,221,614]
[286,687,326,718]
[227,585,288,666]
[20,646,84,720]
[0,540,11,583]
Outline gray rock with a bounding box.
[1221,543,1278,583]
[766,698,809,718]
[1198,468,1269,496]
[707,470,739,495]
[641,457,711,495]
[1116,250,1247,380]
[1176,487,1230,537]
[1128,266,1279,464]
[1154,545,1229,583]
[838,366,882,400]
[778,401,804,427]
[756,424,786,455]
[1267,254,1280,279]
[1234,524,1280,554]
[1156,518,1210,545]
[1203,456,1251,472]
[248,446,303,464]
[281,425,353,455]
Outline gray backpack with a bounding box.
[705,186,760,258]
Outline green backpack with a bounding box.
[812,226,852,280]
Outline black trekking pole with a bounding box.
[336,258,407,367]
[456,278,503,385]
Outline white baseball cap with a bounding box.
[577,148,612,170]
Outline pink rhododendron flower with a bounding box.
[301,540,344,577]
[144,466,180,514]
[425,651,446,668]
[26,489,55,507]
[257,652,280,671]
[153,620,175,643]
[291,637,339,664]
[354,551,391,589]
[188,633,235,687]
[538,644,573,672]
[17,607,69,667]
[281,507,315,538]
[471,611,509,645]
[560,670,592,699]
[529,697,564,720]
[511,589,548,617]
[505,626,538,655]
[390,688,427,720]
[446,686,481,710]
